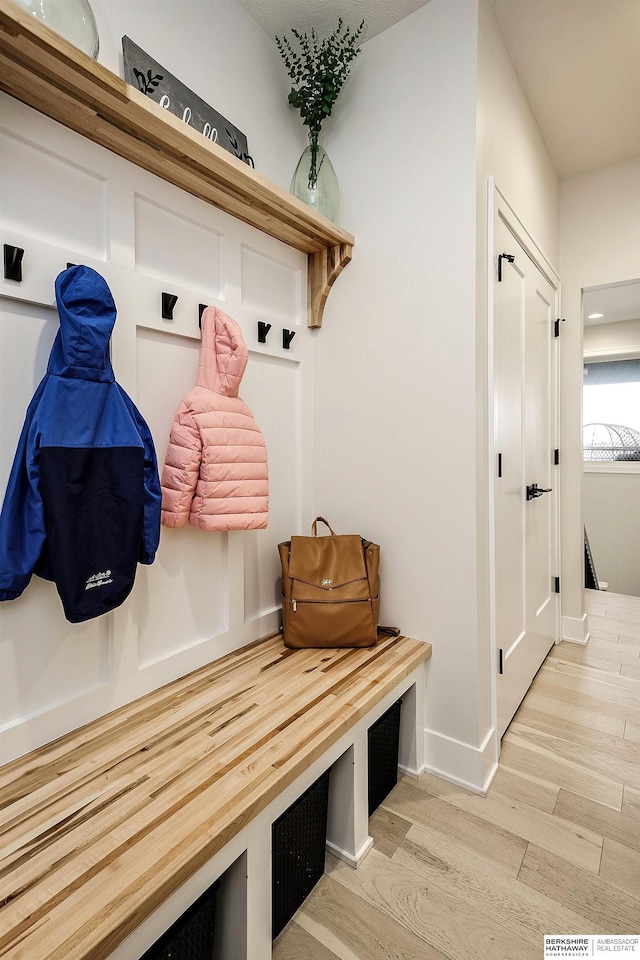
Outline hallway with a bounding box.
[273,590,640,959]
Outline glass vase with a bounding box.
[11,0,100,59]
[290,132,339,223]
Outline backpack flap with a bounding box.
[288,534,369,601]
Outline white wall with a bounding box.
[560,154,640,619]
[584,318,640,355]
[0,0,569,786]
[583,317,640,598]
[313,0,560,792]
[584,474,640,596]
[92,0,305,189]
[313,0,487,790]
[476,0,559,265]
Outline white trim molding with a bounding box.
[583,346,640,361]
[325,836,374,869]
[398,760,428,780]
[424,726,498,796]
[584,462,640,475]
[561,612,589,645]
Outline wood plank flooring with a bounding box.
[273,590,640,960]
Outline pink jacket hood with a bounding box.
[197,306,247,396]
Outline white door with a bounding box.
[494,212,558,738]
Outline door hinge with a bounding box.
[554,448,560,465]
[554,576,560,594]
[499,648,504,675]
[554,317,566,337]
[497,252,515,282]
[497,452,503,478]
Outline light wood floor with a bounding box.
[273,590,640,960]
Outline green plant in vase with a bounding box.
[276,18,364,222]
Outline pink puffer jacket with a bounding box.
[161,306,268,531]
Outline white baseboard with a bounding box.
[482,760,500,794]
[326,835,374,868]
[561,612,589,645]
[423,725,497,795]
[398,761,428,780]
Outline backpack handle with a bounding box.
[311,516,336,536]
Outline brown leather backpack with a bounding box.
[278,517,384,648]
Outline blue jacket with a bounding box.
[0,265,161,622]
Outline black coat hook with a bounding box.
[258,321,272,344]
[66,262,77,269]
[497,252,515,282]
[282,329,296,350]
[162,292,178,321]
[4,244,24,283]
[198,304,207,330]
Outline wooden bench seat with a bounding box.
[0,630,431,960]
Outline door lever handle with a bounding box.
[526,483,552,501]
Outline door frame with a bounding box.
[487,180,562,748]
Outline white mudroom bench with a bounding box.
[0,630,431,960]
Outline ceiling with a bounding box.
[583,281,640,327]
[236,0,430,46]
[236,0,640,180]
[491,0,640,179]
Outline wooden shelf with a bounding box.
[0,0,354,327]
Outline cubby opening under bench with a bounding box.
[0,630,431,960]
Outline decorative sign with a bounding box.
[122,37,254,166]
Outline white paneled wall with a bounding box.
[241,355,303,622]
[0,93,312,764]
[0,130,108,257]
[133,196,224,296]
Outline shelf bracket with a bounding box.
[308,242,353,328]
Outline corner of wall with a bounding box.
[561,612,589,645]
[424,723,498,795]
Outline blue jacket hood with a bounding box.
[47,265,116,381]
